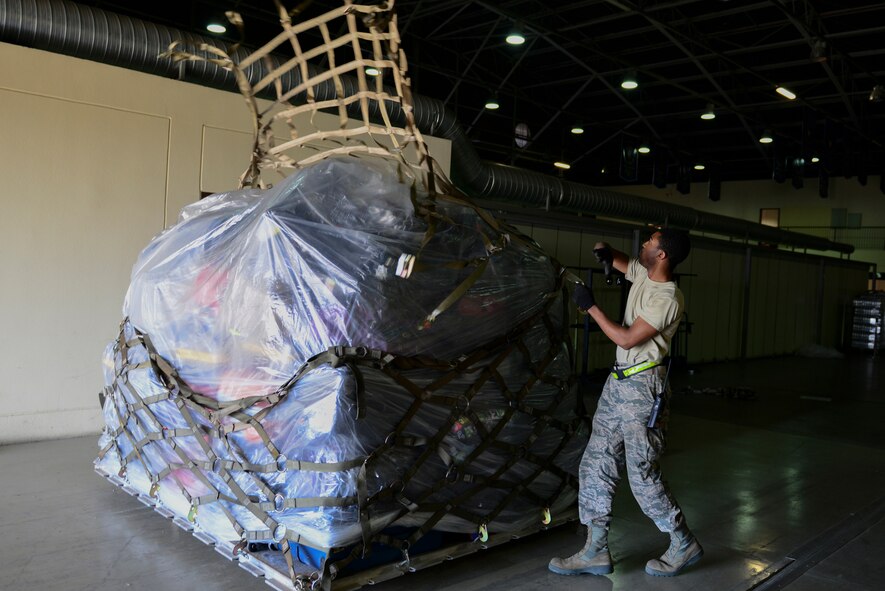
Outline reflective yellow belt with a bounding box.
[611,360,660,380]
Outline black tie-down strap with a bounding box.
[99,267,585,588]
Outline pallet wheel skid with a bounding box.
[96,462,577,590]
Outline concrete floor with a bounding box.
[2,353,884,590]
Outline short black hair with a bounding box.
[658,229,691,270]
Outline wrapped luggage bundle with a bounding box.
[96,157,587,581]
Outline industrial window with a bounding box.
[759,208,780,228]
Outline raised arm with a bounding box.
[572,269,659,349]
[588,306,659,349]
[594,242,629,274]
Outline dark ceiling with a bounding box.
[82,0,885,190]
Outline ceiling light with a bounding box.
[206,23,226,34]
[809,38,827,63]
[811,156,820,163]
[365,67,380,77]
[600,167,606,174]
[638,139,651,154]
[514,123,531,148]
[701,103,716,120]
[554,161,571,170]
[621,72,638,90]
[759,129,774,144]
[775,86,797,100]
[694,164,706,171]
[505,32,525,45]
[870,85,885,102]
[484,97,500,110]
[570,125,584,135]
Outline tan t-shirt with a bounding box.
[615,258,684,366]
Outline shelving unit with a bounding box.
[850,292,884,353]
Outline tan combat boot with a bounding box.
[645,524,703,577]
[548,525,613,576]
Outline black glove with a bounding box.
[593,244,614,283]
[594,243,613,268]
[573,281,596,311]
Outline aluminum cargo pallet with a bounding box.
[95,463,578,590]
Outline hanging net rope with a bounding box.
[96,2,588,589]
[162,0,441,193]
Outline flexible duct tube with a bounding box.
[0,0,854,253]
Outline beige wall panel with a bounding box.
[613,177,885,231]
[587,332,617,372]
[555,230,582,268]
[531,227,559,257]
[200,124,324,193]
[722,250,746,360]
[512,224,533,239]
[478,211,868,370]
[200,120,452,196]
[764,256,781,355]
[854,248,884,271]
[818,265,843,348]
[782,261,799,350]
[746,255,768,357]
[779,206,831,227]
[709,250,731,360]
[750,256,767,357]
[794,261,819,348]
[683,249,718,362]
[820,265,843,348]
[595,282,624,321]
[779,262,799,353]
[794,265,813,347]
[675,250,698,363]
[772,259,789,354]
[0,89,168,442]
[820,264,868,348]
[709,251,728,361]
[1,42,871,442]
[787,259,811,352]
[201,125,255,193]
[578,233,598,272]
[0,42,453,443]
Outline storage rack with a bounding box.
[850,292,884,354]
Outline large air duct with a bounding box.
[0,0,854,253]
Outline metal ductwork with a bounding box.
[0,0,854,253]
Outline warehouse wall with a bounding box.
[615,178,885,269]
[0,40,871,444]
[0,42,451,444]
[512,220,868,370]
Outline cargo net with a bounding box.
[98,288,585,587]
[162,0,443,194]
[96,1,588,589]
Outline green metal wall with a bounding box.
[512,218,870,370]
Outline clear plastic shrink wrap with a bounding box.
[96,157,587,556]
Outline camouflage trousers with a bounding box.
[578,367,684,532]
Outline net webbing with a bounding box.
[100,264,584,588]
[162,0,440,196]
[161,0,522,331]
[96,2,588,588]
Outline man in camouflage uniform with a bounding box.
[549,229,703,578]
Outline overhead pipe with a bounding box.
[0,0,854,253]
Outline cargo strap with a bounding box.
[104,275,583,588]
[95,4,590,589]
